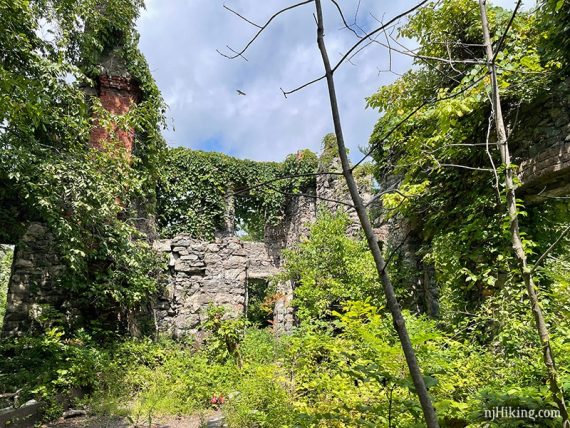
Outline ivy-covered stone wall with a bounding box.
[1,223,66,337]
[4,77,569,337]
[514,77,570,199]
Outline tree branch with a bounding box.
[351,72,488,170]
[265,183,354,208]
[331,1,430,74]
[217,0,315,60]
[223,4,262,29]
[531,224,570,274]
[492,0,522,63]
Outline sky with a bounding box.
[137,0,521,162]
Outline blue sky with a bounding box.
[137,0,521,162]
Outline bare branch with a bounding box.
[365,15,484,68]
[485,114,501,201]
[531,224,570,273]
[478,1,569,419]
[223,4,262,29]
[313,0,440,423]
[351,72,488,170]
[186,171,345,218]
[437,163,494,172]
[536,186,570,200]
[352,103,427,171]
[364,185,408,208]
[331,0,430,74]
[232,171,343,196]
[218,45,249,62]
[282,74,326,97]
[282,2,428,94]
[328,0,361,38]
[384,34,485,65]
[492,0,522,63]
[382,229,412,274]
[266,183,355,208]
[218,0,315,60]
[387,32,463,83]
[426,142,493,152]
[353,0,362,25]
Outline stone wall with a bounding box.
[316,157,375,236]
[2,223,66,337]
[151,156,379,337]
[2,48,145,337]
[513,78,570,200]
[4,79,569,337]
[153,236,283,337]
[264,194,316,333]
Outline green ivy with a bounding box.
[0,247,13,329]
[279,211,382,322]
[0,0,167,331]
[157,147,318,239]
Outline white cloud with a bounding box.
[137,0,524,162]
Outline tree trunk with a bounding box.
[478,0,569,423]
[313,1,440,426]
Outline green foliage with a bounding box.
[0,247,13,329]
[366,0,568,328]
[540,0,570,70]
[319,133,342,168]
[203,305,248,366]
[0,327,111,419]
[367,0,561,183]
[279,211,381,322]
[0,0,167,329]
[363,3,570,423]
[1,300,567,426]
[157,147,318,239]
[246,279,275,327]
[1,1,569,427]
[223,364,295,428]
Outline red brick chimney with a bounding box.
[89,73,140,154]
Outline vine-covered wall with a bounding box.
[156,147,318,240]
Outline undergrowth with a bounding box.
[1,214,568,427]
[1,306,568,427]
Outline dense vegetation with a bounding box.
[157,147,318,240]
[0,0,569,427]
[2,213,568,426]
[0,0,167,331]
[0,247,13,328]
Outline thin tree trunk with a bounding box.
[478,1,569,423]
[313,1,439,426]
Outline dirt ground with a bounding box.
[44,411,222,428]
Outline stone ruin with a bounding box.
[1,58,570,338]
[150,169,333,335]
[147,149,392,338]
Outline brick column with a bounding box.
[89,74,139,153]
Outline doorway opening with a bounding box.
[246,278,274,328]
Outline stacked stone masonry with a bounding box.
[153,236,282,337]
[514,78,570,198]
[2,223,66,337]
[3,77,570,337]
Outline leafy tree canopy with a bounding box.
[366,0,569,309]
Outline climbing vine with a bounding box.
[367,0,566,310]
[0,0,167,331]
[157,148,318,239]
[363,1,570,416]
